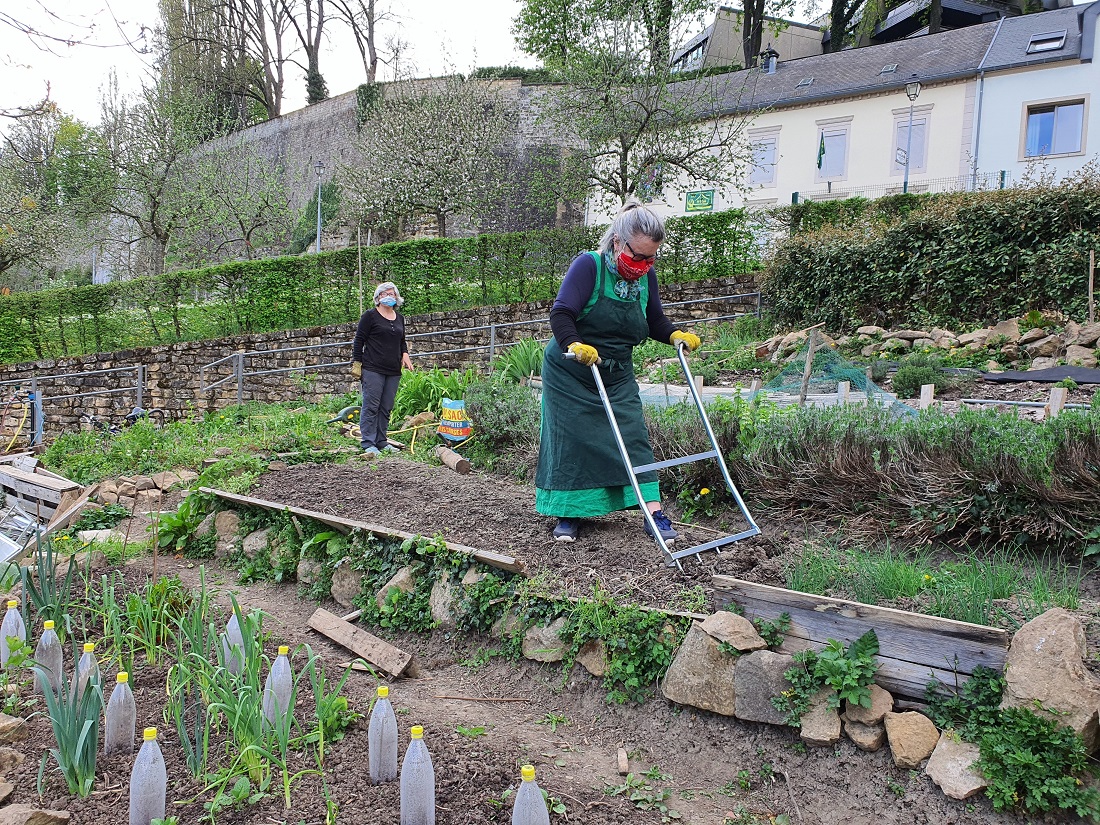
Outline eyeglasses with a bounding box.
[623,240,658,263]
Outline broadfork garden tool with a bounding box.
[566,341,760,570]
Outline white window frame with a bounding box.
[891,104,933,176]
[747,126,781,188]
[1019,95,1089,160]
[815,116,853,184]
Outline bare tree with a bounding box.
[330,0,398,84]
[282,0,329,103]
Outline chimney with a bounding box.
[761,45,780,74]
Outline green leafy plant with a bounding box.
[21,534,77,632]
[813,630,879,709]
[604,773,681,822]
[676,485,721,523]
[304,652,363,764]
[892,365,948,399]
[70,503,131,531]
[492,337,545,381]
[537,713,568,732]
[156,492,212,555]
[456,725,488,738]
[33,662,102,797]
[752,613,791,649]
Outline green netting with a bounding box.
[748,343,916,417]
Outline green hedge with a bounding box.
[0,211,759,364]
[763,173,1100,330]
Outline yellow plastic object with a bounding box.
[5,600,15,609]
[378,686,389,698]
[83,642,95,653]
[118,672,129,683]
[521,765,536,782]
[278,645,289,656]
[43,620,54,630]
[143,727,157,741]
[410,725,424,740]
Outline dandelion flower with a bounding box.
[700,488,710,496]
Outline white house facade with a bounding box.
[591,1,1099,224]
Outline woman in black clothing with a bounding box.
[351,282,414,455]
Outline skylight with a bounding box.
[796,77,814,88]
[1027,31,1067,54]
[880,64,898,75]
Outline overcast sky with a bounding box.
[1,0,536,126]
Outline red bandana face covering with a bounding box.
[616,252,651,281]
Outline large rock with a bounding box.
[0,779,12,804]
[988,319,1021,343]
[0,806,70,825]
[241,527,272,560]
[576,639,607,677]
[844,684,893,725]
[924,732,988,800]
[1071,321,1100,347]
[661,622,738,716]
[374,566,416,610]
[885,329,931,342]
[429,576,458,628]
[214,510,241,543]
[844,719,886,751]
[0,747,24,775]
[522,617,567,662]
[1066,345,1098,368]
[800,688,841,747]
[699,611,766,652]
[149,470,183,491]
[856,325,886,336]
[1001,608,1100,751]
[297,557,322,586]
[0,714,25,744]
[884,711,939,768]
[194,512,216,539]
[880,337,910,352]
[734,650,794,725]
[1029,356,1059,371]
[1018,327,1047,345]
[957,328,990,346]
[461,567,485,587]
[1023,334,1064,358]
[330,563,363,608]
[489,609,520,639]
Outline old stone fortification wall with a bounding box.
[0,276,756,442]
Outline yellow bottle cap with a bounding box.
[521,765,536,782]
[377,686,389,698]
[278,645,289,656]
[143,727,157,741]
[117,672,129,684]
[5,601,15,609]
[83,642,94,653]
[43,620,54,630]
[410,726,424,739]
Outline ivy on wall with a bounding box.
[0,212,761,364]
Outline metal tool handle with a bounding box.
[562,351,603,366]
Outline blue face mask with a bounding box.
[379,297,397,307]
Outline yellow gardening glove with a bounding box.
[670,330,701,352]
[351,361,363,379]
[567,342,600,366]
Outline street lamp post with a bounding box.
[902,76,921,195]
[314,160,325,254]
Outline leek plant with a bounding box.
[33,663,102,797]
[21,534,78,635]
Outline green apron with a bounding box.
[535,252,661,518]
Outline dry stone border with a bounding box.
[757,314,1100,370]
[222,512,1100,814]
[96,469,198,511]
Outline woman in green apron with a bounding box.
[535,201,701,543]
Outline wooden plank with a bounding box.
[0,465,80,494]
[0,473,63,510]
[200,487,524,574]
[45,484,99,534]
[0,453,33,465]
[919,384,936,410]
[1046,387,1068,419]
[308,607,412,677]
[713,575,1010,700]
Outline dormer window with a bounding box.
[796,77,814,88]
[880,64,898,75]
[1026,31,1066,53]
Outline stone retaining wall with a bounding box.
[0,276,756,442]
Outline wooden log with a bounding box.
[308,607,412,677]
[919,384,936,410]
[199,487,523,574]
[434,445,471,475]
[712,575,1010,701]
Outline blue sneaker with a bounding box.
[362,446,382,457]
[644,510,679,543]
[552,519,578,542]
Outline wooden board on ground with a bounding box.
[200,487,523,574]
[0,465,80,494]
[712,575,1010,701]
[308,607,412,677]
[45,483,99,534]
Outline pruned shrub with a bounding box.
[891,365,947,399]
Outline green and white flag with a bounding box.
[816,132,826,170]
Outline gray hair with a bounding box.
[372,281,404,307]
[598,201,666,255]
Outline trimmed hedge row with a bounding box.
[0,211,760,365]
[762,172,1100,330]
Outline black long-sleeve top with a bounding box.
[352,309,408,377]
[549,253,676,349]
